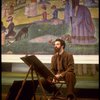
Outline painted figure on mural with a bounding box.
[24,3,30,17]
[9,2,14,15]
[51,5,58,19]
[6,16,16,38]
[50,5,63,25]
[64,0,97,45]
[2,3,9,18]
[41,5,48,21]
[24,0,37,17]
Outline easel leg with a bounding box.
[15,66,32,100]
[31,69,36,100]
[35,71,48,100]
[31,68,34,81]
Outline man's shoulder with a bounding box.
[52,54,57,58]
[52,51,73,58]
[63,51,73,56]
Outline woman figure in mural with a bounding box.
[24,3,30,17]
[2,3,9,18]
[50,5,63,25]
[9,2,14,15]
[64,0,97,45]
[24,0,37,17]
[6,16,16,38]
[41,5,48,21]
[51,5,58,20]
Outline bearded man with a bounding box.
[41,39,76,100]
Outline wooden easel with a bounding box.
[15,63,48,100]
[15,55,55,100]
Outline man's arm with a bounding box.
[60,53,74,77]
[50,56,56,74]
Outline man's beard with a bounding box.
[54,47,61,54]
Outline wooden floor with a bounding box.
[35,95,99,100]
[2,80,99,100]
[2,94,99,100]
[77,98,99,100]
[2,86,99,100]
[35,96,99,100]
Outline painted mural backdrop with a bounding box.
[1,0,99,55]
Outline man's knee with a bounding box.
[66,72,75,77]
[64,72,76,83]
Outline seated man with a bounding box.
[41,39,76,100]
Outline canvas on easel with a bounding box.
[20,55,55,80]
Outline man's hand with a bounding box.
[52,77,58,83]
[52,74,62,83]
[55,74,62,79]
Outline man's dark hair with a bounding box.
[55,38,66,49]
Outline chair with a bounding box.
[49,80,67,100]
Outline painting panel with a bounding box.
[1,0,99,55]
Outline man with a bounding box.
[42,39,76,100]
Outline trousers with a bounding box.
[41,72,76,97]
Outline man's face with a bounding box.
[54,41,62,53]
